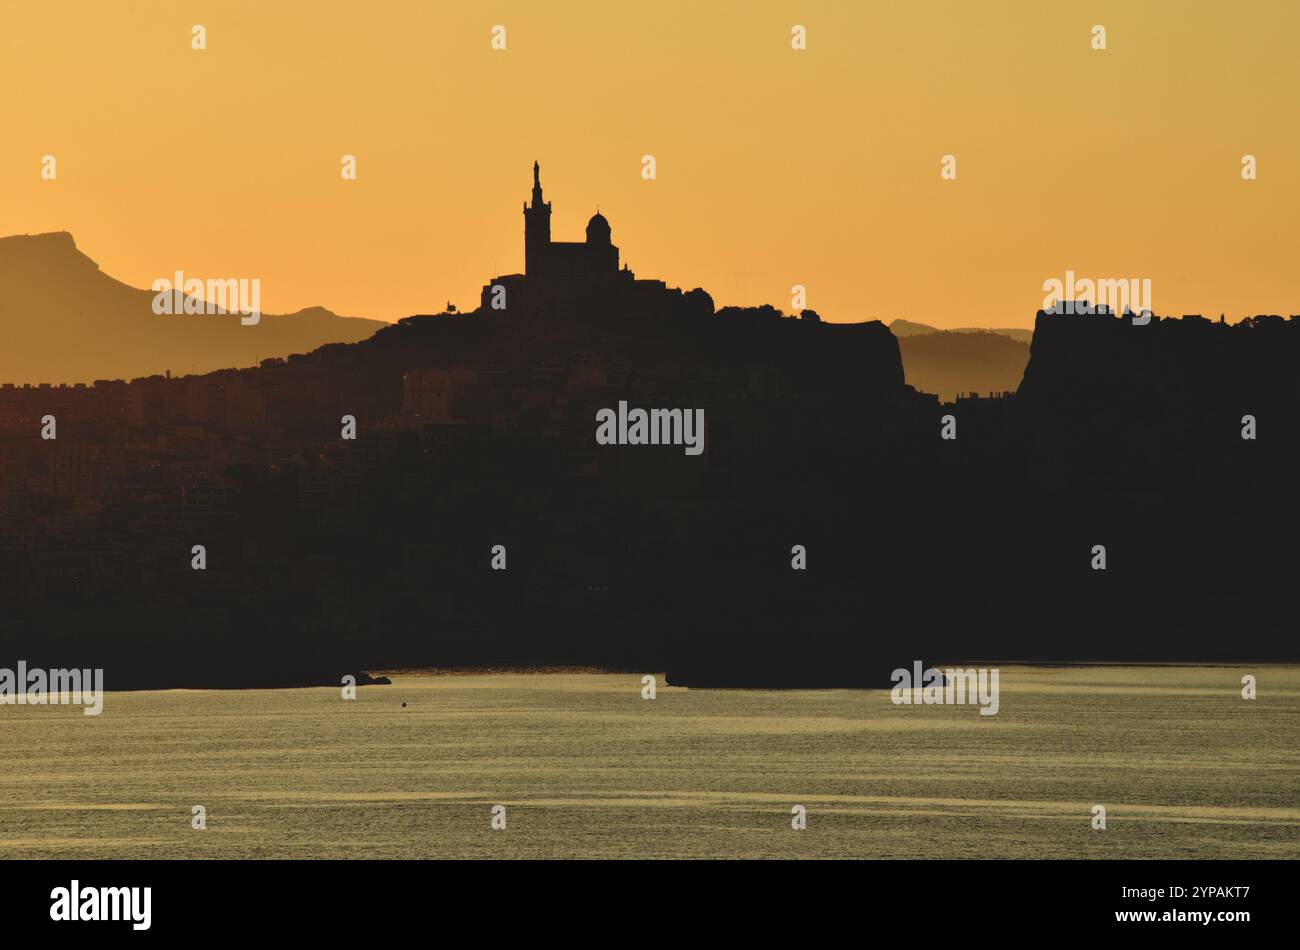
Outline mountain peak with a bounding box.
[0,231,384,384]
[0,230,81,255]
[1,229,77,247]
[0,230,99,278]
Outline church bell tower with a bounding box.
[523,161,551,277]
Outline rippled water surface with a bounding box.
[2,666,1297,858]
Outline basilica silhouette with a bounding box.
[479,162,712,318]
[524,161,620,280]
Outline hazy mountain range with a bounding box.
[889,319,1032,400]
[889,318,1033,344]
[0,232,384,384]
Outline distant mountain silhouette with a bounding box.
[894,329,1030,401]
[0,232,384,383]
[890,318,1033,344]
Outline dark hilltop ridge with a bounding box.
[2,167,1298,690]
[672,307,1300,686]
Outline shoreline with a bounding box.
[67,659,1300,693]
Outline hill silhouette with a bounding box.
[895,329,1030,401]
[0,232,384,383]
[1,166,1296,689]
[890,318,1033,344]
[2,301,1296,689]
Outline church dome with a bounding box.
[585,211,611,244]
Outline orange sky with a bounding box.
[2,0,1297,327]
